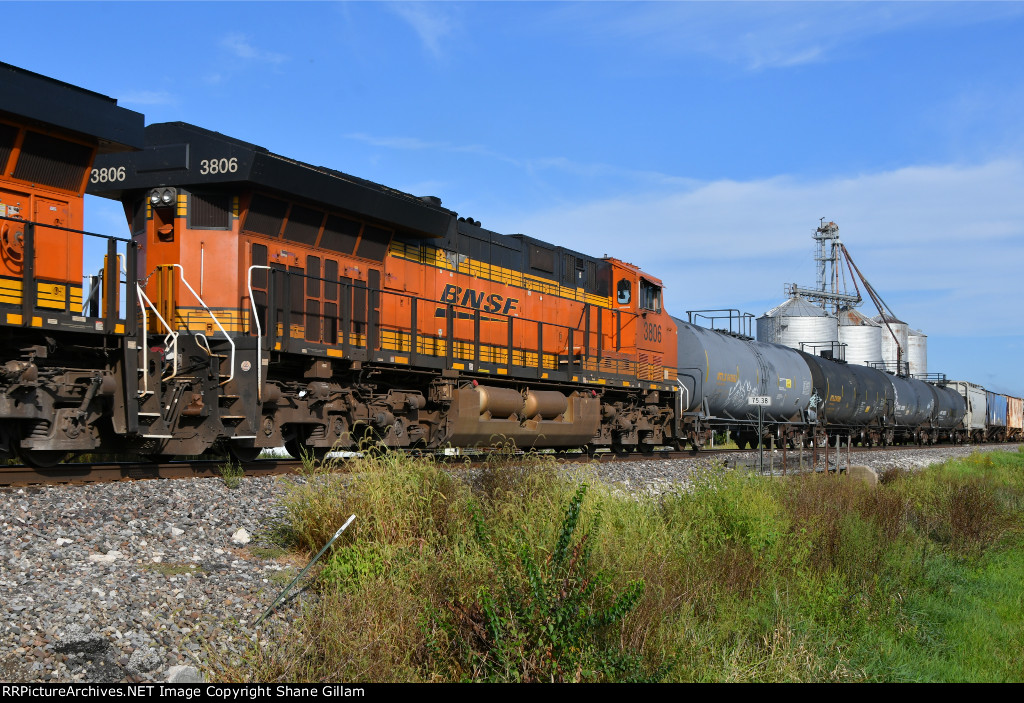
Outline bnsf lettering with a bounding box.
[441,284,518,314]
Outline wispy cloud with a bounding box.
[557,3,1024,71]
[345,131,692,188]
[221,33,287,65]
[389,2,457,59]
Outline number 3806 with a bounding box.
[200,157,238,175]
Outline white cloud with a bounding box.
[560,3,1024,71]
[221,33,287,64]
[389,2,456,59]
[508,160,1024,341]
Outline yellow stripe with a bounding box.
[6,313,22,324]
[326,349,344,358]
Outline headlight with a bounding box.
[161,190,174,204]
[150,193,161,205]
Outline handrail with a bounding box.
[168,264,236,387]
[247,265,271,403]
[135,283,180,395]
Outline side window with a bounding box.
[616,279,632,305]
[639,279,661,312]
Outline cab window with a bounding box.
[639,278,661,312]
[616,279,632,305]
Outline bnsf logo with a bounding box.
[440,284,518,315]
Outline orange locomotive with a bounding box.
[89,123,682,458]
[0,63,144,466]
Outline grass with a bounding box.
[211,445,1024,683]
[217,459,244,489]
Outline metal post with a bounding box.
[758,405,764,473]
[769,435,774,474]
[782,432,788,475]
[824,434,829,475]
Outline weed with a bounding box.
[217,460,244,489]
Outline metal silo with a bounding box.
[756,296,838,352]
[872,313,909,373]
[908,329,927,377]
[836,307,882,367]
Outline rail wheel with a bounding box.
[228,441,262,463]
[19,448,68,469]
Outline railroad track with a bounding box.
[0,442,995,487]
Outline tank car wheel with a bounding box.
[19,449,68,469]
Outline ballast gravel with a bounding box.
[1,442,1019,683]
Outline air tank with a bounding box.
[907,329,927,377]
[872,314,909,373]
[674,318,813,423]
[756,296,838,352]
[836,307,882,367]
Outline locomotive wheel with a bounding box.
[284,437,304,460]
[19,448,68,469]
[229,442,263,463]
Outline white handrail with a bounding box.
[169,264,236,387]
[247,265,271,403]
[136,284,180,396]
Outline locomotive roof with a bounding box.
[89,122,453,238]
[0,62,144,152]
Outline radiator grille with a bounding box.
[12,131,92,191]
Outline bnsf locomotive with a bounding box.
[0,62,1020,467]
[86,122,680,460]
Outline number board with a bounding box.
[748,396,772,406]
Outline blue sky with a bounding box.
[7,1,1024,395]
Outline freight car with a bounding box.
[0,63,144,467]
[88,123,682,459]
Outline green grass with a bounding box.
[217,459,244,489]
[212,446,1024,682]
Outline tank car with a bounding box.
[672,316,814,448]
[88,123,682,457]
[0,63,144,466]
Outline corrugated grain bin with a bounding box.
[836,307,882,366]
[1007,396,1023,431]
[986,391,1008,428]
[872,313,909,372]
[907,329,927,377]
[757,297,838,351]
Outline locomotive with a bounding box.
[0,61,1019,468]
[86,122,680,460]
[0,63,143,467]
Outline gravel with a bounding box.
[1,442,1019,683]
